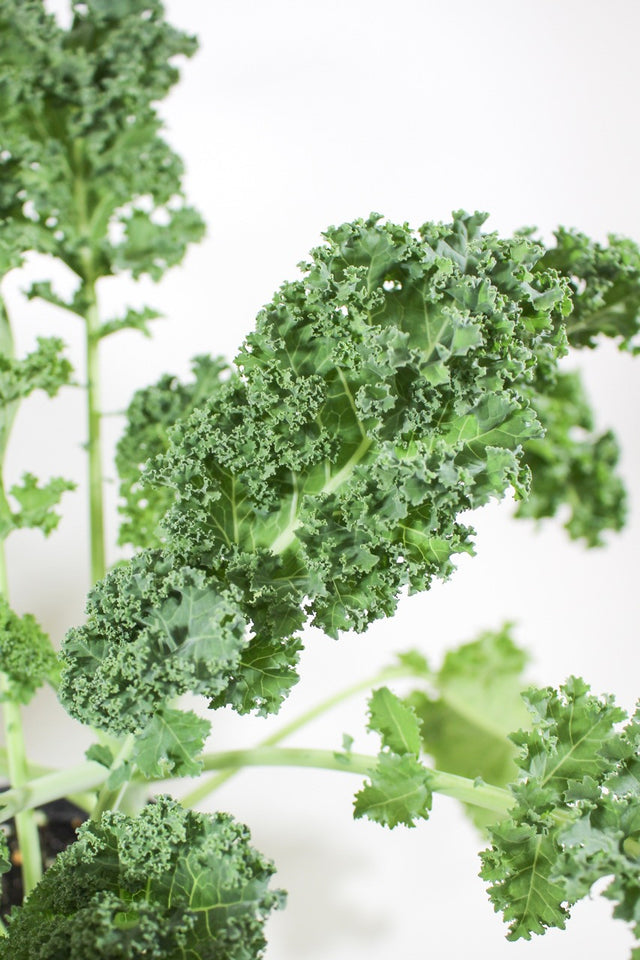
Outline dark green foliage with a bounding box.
[0,596,58,703]
[518,370,626,545]
[480,678,640,952]
[4,473,77,538]
[0,337,73,406]
[513,224,640,544]
[537,226,640,352]
[116,356,232,549]
[62,551,247,735]
[62,211,580,767]
[0,333,74,467]
[0,0,204,293]
[0,796,284,960]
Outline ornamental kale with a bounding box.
[0,3,638,959]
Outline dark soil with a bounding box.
[1,798,87,917]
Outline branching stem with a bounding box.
[181,660,430,807]
[193,746,514,817]
[84,279,107,585]
[0,539,43,895]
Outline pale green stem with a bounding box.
[0,762,108,824]
[0,543,43,895]
[0,295,43,896]
[84,286,106,585]
[0,749,51,779]
[182,661,428,807]
[190,746,514,818]
[91,734,137,821]
[1,743,517,824]
[73,143,106,586]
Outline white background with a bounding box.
[3,1,640,957]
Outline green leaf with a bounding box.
[25,280,90,317]
[6,472,76,538]
[395,649,430,676]
[116,355,232,549]
[61,558,248,736]
[511,676,626,801]
[368,686,422,757]
[62,213,598,737]
[0,337,73,407]
[353,751,432,828]
[84,744,114,769]
[408,625,530,829]
[0,0,203,284]
[481,820,572,940]
[132,707,210,779]
[106,761,133,792]
[210,633,304,717]
[518,370,626,546]
[98,305,162,340]
[0,596,58,704]
[0,831,9,876]
[114,206,206,281]
[537,226,640,352]
[0,796,285,960]
[480,677,630,943]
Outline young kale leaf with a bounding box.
[408,624,530,829]
[0,597,58,704]
[537,227,640,352]
[517,370,626,546]
[354,686,433,828]
[480,677,640,948]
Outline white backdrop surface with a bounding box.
[4,1,640,957]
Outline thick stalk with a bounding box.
[84,287,106,584]
[182,661,429,807]
[0,542,43,895]
[0,297,43,896]
[74,144,106,586]
[91,733,137,821]
[191,746,514,817]
[0,761,108,824]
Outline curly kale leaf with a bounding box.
[537,226,640,352]
[408,625,530,829]
[116,356,232,550]
[0,0,204,286]
[0,337,73,406]
[512,225,640,545]
[2,472,76,539]
[518,370,626,546]
[63,552,247,737]
[0,333,74,472]
[0,796,285,960]
[0,596,58,703]
[479,677,640,950]
[62,211,576,751]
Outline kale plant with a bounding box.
[0,2,639,957]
